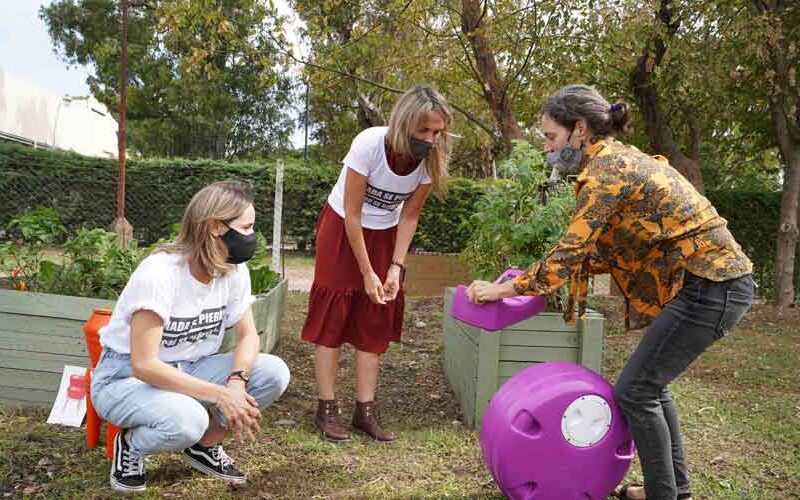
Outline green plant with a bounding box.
[249,232,281,295]
[5,207,66,246]
[461,140,576,287]
[0,204,283,298]
[38,228,145,299]
[414,178,487,253]
[0,208,67,292]
[0,242,41,291]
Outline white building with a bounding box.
[0,67,118,158]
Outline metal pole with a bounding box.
[118,0,128,220]
[272,159,285,274]
[113,0,133,247]
[303,80,309,163]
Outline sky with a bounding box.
[0,1,92,97]
[0,0,308,147]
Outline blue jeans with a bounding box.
[91,349,291,455]
[614,272,754,500]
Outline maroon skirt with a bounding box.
[300,203,405,354]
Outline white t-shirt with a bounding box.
[327,126,432,229]
[99,251,255,363]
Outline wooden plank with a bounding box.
[0,385,56,405]
[474,329,500,427]
[503,312,579,333]
[0,397,50,409]
[499,345,579,363]
[443,287,480,426]
[446,324,479,378]
[453,320,482,346]
[497,361,545,386]
[499,330,579,348]
[0,290,114,321]
[0,313,85,338]
[443,288,481,347]
[459,376,477,426]
[444,333,472,394]
[0,350,87,373]
[450,320,480,368]
[0,330,88,357]
[0,368,62,391]
[263,278,288,353]
[442,288,462,388]
[220,278,288,354]
[578,314,605,373]
[498,361,543,378]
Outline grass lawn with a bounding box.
[280,251,315,269]
[1,294,798,499]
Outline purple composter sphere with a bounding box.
[479,361,635,500]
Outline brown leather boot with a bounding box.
[352,401,395,442]
[315,399,350,441]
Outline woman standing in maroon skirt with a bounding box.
[301,85,453,441]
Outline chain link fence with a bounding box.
[1,143,797,302]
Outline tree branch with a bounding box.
[265,30,495,136]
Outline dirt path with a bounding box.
[284,264,313,292]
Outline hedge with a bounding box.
[0,144,484,253]
[706,190,799,299]
[0,144,795,299]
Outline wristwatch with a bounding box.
[227,370,250,385]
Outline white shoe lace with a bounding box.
[210,445,233,468]
[121,448,145,477]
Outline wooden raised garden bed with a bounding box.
[0,278,288,408]
[442,287,605,429]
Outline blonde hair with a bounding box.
[386,85,453,195]
[158,180,254,278]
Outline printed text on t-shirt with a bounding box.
[364,184,413,211]
[162,306,226,348]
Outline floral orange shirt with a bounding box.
[512,138,753,327]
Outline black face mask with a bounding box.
[409,137,436,160]
[221,224,257,264]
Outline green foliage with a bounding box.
[0,209,282,299]
[414,178,487,254]
[1,144,794,299]
[5,208,66,246]
[40,0,295,159]
[0,208,68,291]
[249,233,281,295]
[0,143,340,247]
[293,0,581,176]
[700,135,782,192]
[0,143,479,252]
[462,141,576,280]
[40,229,145,299]
[0,242,42,292]
[706,191,800,300]
[0,226,144,298]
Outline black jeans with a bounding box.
[614,272,754,500]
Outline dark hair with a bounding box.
[541,84,632,137]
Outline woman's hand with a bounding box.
[466,279,517,304]
[363,270,387,304]
[382,264,401,301]
[215,384,261,442]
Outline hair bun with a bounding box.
[609,102,632,134]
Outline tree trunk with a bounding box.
[461,0,523,155]
[356,94,386,128]
[629,0,705,193]
[755,0,800,306]
[774,148,800,306]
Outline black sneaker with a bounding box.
[110,430,146,493]
[182,443,246,483]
